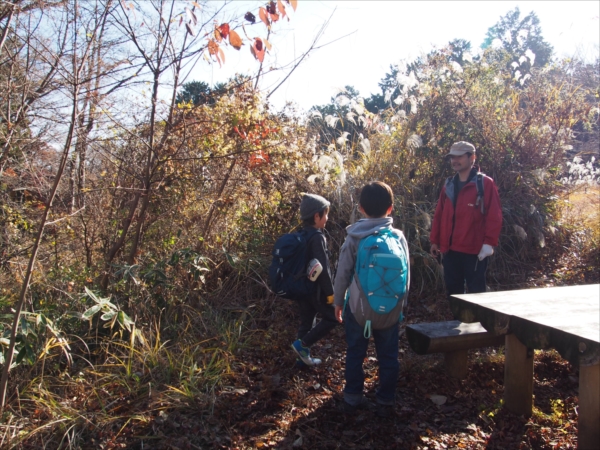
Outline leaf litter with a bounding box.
[108,290,580,449]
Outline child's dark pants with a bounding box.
[296,294,337,347]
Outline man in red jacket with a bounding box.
[430,141,502,296]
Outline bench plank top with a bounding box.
[407,320,488,337]
[406,320,505,355]
[450,284,599,365]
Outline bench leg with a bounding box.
[445,350,468,379]
[578,362,599,450]
[504,334,533,417]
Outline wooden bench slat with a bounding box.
[406,320,505,355]
[406,320,506,379]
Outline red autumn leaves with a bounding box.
[257,0,297,27]
[202,0,297,65]
[234,120,279,170]
[251,38,267,63]
[214,23,242,51]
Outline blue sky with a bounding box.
[190,1,599,111]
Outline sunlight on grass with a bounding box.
[0,301,255,448]
[563,185,600,231]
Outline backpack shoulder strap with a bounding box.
[353,232,374,291]
[379,227,395,238]
[355,230,378,263]
[475,172,485,214]
[301,227,320,247]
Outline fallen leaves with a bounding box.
[10,281,581,448]
[428,394,448,405]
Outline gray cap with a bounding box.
[447,141,476,156]
[300,193,330,220]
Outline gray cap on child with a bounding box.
[300,194,330,220]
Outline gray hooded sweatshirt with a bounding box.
[333,217,410,316]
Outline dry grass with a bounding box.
[552,184,600,284]
[563,185,600,231]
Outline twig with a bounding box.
[267,9,352,99]
[44,207,86,225]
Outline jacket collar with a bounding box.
[445,166,479,203]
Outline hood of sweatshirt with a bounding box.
[346,216,394,239]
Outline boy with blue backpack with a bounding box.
[334,182,410,417]
[279,193,337,366]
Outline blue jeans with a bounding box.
[343,309,399,406]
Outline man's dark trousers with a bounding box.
[442,250,488,296]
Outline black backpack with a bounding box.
[269,228,318,301]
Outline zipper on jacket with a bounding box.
[448,169,477,250]
[449,176,459,248]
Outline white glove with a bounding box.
[477,244,494,261]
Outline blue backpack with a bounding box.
[269,228,319,301]
[352,228,408,338]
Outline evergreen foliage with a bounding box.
[481,7,554,75]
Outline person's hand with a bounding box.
[335,305,343,323]
[430,243,440,257]
[477,244,494,261]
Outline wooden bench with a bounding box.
[406,320,506,379]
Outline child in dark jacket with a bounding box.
[291,194,338,367]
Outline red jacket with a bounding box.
[430,170,502,255]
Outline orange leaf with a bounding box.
[249,150,270,169]
[269,13,279,22]
[218,47,225,65]
[234,126,246,139]
[217,23,230,39]
[277,0,287,19]
[251,38,265,62]
[287,0,297,12]
[214,28,222,42]
[258,7,270,27]
[229,30,243,50]
[208,39,219,55]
